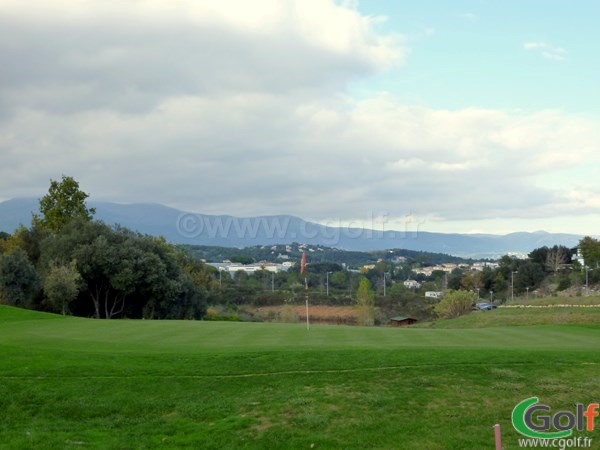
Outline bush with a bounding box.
[434,290,477,319]
[203,305,241,321]
[557,276,571,292]
[279,305,299,323]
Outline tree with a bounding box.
[514,262,545,293]
[460,271,483,292]
[330,271,348,289]
[434,290,476,319]
[230,255,254,265]
[545,246,570,273]
[33,175,95,232]
[529,246,549,268]
[0,248,40,307]
[492,272,507,295]
[43,261,82,315]
[356,277,375,326]
[2,225,50,266]
[579,237,600,269]
[447,268,464,290]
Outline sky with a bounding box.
[1,0,599,235]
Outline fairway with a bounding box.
[1,306,599,449]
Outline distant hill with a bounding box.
[0,197,583,257]
[185,243,473,266]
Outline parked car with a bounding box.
[474,302,497,311]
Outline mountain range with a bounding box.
[0,198,583,258]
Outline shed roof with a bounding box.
[390,316,416,321]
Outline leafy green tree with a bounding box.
[330,271,347,289]
[162,273,207,320]
[447,268,464,290]
[0,248,40,307]
[514,262,545,293]
[230,255,254,265]
[528,246,549,268]
[434,290,476,319]
[461,271,483,292]
[492,272,507,295]
[39,219,206,320]
[356,277,375,326]
[33,175,95,232]
[0,231,13,254]
[580,236,600,269]
[43,261,82,315]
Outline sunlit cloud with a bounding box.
[524,41,566,61]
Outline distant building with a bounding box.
[208,261,293,276]
[472,262,500,271]
[389,316,418,327]
[403,280,421,289]
[425,291,443,299]
[573,248,585,267]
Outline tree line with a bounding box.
[0,176,212,319]
[2,176,599,322]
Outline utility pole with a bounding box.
[326,271,332,296]
[383,272,387,297]
[511,271,518,302]
[585,266,590,296]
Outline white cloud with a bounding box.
[459,13,478,21]
[0,0,406,116]
[0,1,598,232]
[2,91,598,223]
[523,41,566,61]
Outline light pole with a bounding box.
[490,290,494,304]
[326,271,332,297]
[511,271,518,302]
[271,272,275,292]
[476,287,480,300]
[526,286,529,300]
[383,272,387,297]
[219,269,222,288]
[585,266,590,296]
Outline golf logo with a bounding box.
[512,397,598,439]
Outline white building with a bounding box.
[403,280,422,289]
[425,291,443,299]
[208,261,293,276]
[573,248,585,267]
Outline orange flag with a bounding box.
[300,252,306,276]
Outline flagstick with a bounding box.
[305,276,310,330]
[494,424,502,450]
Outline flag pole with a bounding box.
[301,251,309,330]
[305,275,309,330]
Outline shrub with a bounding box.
[434,290,477,319]
[279,305,298,323]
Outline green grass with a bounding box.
[506,295,600,306]
[1,305,599,449]
[426,306,600,328]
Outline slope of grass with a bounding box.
[1,305,599,449]
[506,295,600,306]
[427,306,600,329]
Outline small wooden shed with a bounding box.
[389,316,418,327]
